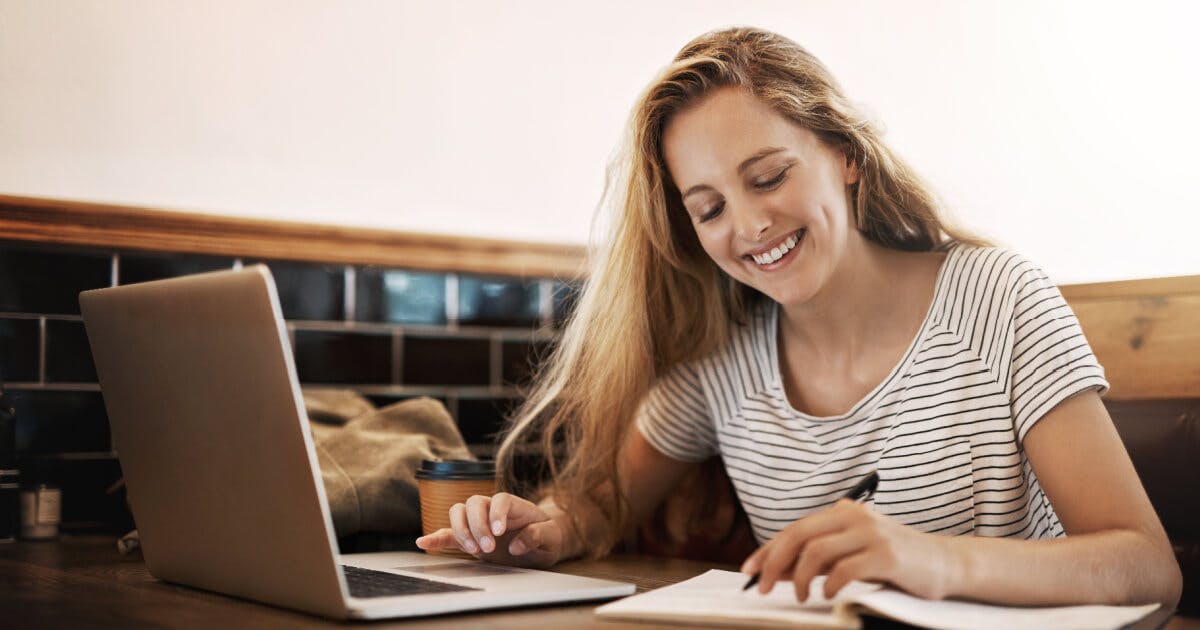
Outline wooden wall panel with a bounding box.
[0,194,588,279]
[1063,276,1200,400]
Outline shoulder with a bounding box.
[940,245,1055,308]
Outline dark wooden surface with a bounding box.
[0,535,1194,629]
[0,194,587,279]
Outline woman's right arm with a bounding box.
[415,429,693,568]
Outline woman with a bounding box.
[417,26,1181,607]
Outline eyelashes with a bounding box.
[697,166,791,224]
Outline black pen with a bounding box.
[741,470,879,592]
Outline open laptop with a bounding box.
[79,265,634,620]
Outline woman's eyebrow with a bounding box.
[680,147,787,201]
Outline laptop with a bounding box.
[79,265,634,620]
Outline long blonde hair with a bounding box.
[496,26,983,557]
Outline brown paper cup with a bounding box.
[416,460,496,557]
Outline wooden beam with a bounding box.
[0,194,588,279]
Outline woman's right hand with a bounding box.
[414,492,566,569]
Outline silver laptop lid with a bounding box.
[80,266,349,618]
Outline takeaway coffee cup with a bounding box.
[416,459,497,555]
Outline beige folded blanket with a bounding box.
[303,390,473,537]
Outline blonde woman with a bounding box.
[417,27,1181,608]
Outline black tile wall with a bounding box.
[402,336,490,386]
[247,260,345,321]
[501,339,552,386]
[405,336,489,386]
[44,320,97,383]
[8,389,109,454]
[458,275,541,328]
[456,397,519,444]
[294,330,392,384]
[119,252,234,285]
[356,268,446,325]
[0,242,110,314]
[1,239,576,532]
[0,318,39,382]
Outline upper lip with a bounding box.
[743,229,802,258]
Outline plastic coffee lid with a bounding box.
[415,459,495,480]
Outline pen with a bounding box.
[741,470,879,592]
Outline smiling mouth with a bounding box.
[745,229,805,267]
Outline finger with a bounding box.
[790,529,868,602]
[740,544,767,575]
[465,495,495,553]
[496,495,549,532]
[415,528,458,550]
[824,551,874,599]
[448,502,478,554]
[757,509,852,594]
[488,493,513,537]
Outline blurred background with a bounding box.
[1,0,1197,283]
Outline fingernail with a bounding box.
[492,520,503,535]
[481,536,494,553]
[462,539,478,553]
[510,539,527,555]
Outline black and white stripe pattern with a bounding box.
[636,246,1108,543]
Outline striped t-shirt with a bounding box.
[636,246,1108,544]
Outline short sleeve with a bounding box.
[1008,260,1109,444]
[635,362,718,462]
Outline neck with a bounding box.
[778,236,912,359]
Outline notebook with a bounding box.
[594,569,1160,630]
[79,266,634,620]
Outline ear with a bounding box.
[843,151,860,186]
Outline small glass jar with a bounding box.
[20,483,61,540]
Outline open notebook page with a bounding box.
[595,570,1160,630]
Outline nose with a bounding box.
[732,203,773,242]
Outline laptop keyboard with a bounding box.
[340,564,481,598]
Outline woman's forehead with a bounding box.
[662,87,818,184]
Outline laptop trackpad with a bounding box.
[394,563,526,579]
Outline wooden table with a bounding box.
[0,535,1194,629]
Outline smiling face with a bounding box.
[662,86,861,308]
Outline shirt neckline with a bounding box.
[765,246,958,422]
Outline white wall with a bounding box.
[1,0,1196,283]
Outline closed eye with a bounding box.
[699,201,724,223]
[754,166,790,191]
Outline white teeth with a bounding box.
[751,231,802,266]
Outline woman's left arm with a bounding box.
[741,391,1183,607]
[943,389,1181,607]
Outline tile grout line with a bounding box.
[343,265,356,322]
[38,316,47,384]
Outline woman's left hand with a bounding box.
[739,499,962,602]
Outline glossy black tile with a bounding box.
[0,243,111,315]
[293,330,392,384]
[0,318,39,382]
[501,339,552,386]
[458,275,541,328]
[118,252,234,285]
[402,336,490,386]
[355,268,446,325]
[245,260,344,321]
[552,280,583,329]
[44,320,97,383]
[456,397,519,444]
[8,389,110,454]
